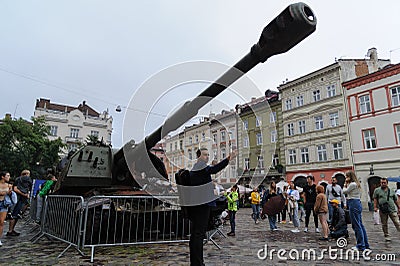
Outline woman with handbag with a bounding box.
[343,170,370,251]
[0,171,12,246]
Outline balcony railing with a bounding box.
[65,136,83,143]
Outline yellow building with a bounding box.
[236,90,284,188]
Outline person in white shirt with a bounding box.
[325,177,346,224]
[396,182,400,198]
[287,181,300,233]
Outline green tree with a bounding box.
[0,116,65,179]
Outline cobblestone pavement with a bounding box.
[1,208,400,265]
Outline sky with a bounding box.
[1,0,400,148]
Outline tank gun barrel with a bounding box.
[145,2,316,149]
[114,2,316,184]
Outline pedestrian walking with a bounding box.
[314,185,329,241]
[7,169,32,237]
[266,182,282,222]
[298,192,305,222]
[226,185,239,236]
[303,175,319,233]
[260,186,267,215]
[396,182,400,197]
[287,181,301,233]
[280,185,289,224]
[325,177,346,224]
[265,182,279,231]
[188,148,237,266]
[0,171,12,246]
[373,177,400,241]
[251,187,261,224]
[343,170,370,251]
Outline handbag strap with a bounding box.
[387,188,390,202]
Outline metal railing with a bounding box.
[32,195,191,262]
[81,195,190,262]
[32,195,85,257]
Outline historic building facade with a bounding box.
[343,63,400,203]
[163,132,185,183]
[183,118,211,170]
[209,110,238,184]
[278,48,390,189]
[236,91,283,188]
[34,98,113,155]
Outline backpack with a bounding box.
[175,169,191,219]
[4,191,18,208]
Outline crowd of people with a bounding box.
[211,170,400,257]
[2,156,400,264]
[0,169,56,247]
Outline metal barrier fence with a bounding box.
[32,195,85,257]
[81,195,190,262]
[32,195,191,262]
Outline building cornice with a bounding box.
[343,63,400,89]
[278,62,339,90]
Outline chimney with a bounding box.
[367,47,378,61]
[367,47,379,72]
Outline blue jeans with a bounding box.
[347,199,369,250]
[291,202,300,228]
[229,210,236,233]
[330,227,348,239]
[268,215,277,230]
[251,204,260,221]
[328,202,334,223]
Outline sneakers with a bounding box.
[385,236,391,241]
[6,231,20,236]
[255,220,259,224]
[291,228,300,233]
[304,227,308,232]
[0,240,2,246]
[319,237,329,241]
[351,246,365,251]
[299,219,304,222]
[273,228,280,231]
[227,232,235,237]
[288,221,293,224]
[351,246,370,251]
[315,228,320,233]
[280,220,287,224]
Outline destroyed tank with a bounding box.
[53,2,317,197]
